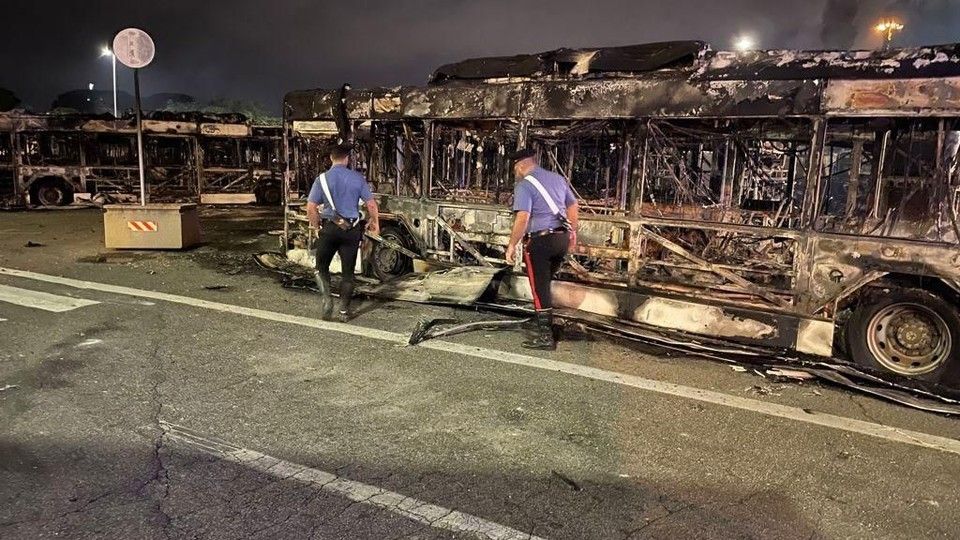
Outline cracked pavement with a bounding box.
[1,207,960,539]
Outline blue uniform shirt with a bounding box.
[307,164,373,220]
[512,166,576,233]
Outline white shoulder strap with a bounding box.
[524,175,562,216]
[318,173,336,212]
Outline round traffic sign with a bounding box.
[112,28,155,69]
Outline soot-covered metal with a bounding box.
[282,40,960,398]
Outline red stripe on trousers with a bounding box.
[523,248,542,310]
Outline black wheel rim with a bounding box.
[37,185,63,206]
[374,233,407,277]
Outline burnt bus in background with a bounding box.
[0,111,282,207]
[282,41,960,386]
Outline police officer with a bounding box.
[505,148,579,350]
[307,143,380,322]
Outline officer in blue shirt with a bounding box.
[307,143,380,322]
[505,148,579,350]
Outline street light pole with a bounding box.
[111,52,117,118]
[100,46,118,117]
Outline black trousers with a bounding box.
[316,221,364,307]
[523,231,569,310]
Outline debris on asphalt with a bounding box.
[551,470,583,492]
[0,384,20,392]
[409,317,529,345]
[24,241,44,247]
[203,285,231,291]
[766,368,816,381]
[254,253,960,415]
[750,385,786,397]
[730,366,748,372]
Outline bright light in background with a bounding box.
[874,19,905,36]
[733,35,756,51]
[100,45,113,57]
[874,19,905,50]
[87,82,95,91]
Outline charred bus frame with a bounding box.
[0,112,283,207]
[282,41,960,385]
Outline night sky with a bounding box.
[1,0,957,113]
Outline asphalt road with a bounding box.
[1,207,959,539]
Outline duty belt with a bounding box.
[525,228,568,240]
[324,216,360,228]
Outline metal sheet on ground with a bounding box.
[364,266,504,305]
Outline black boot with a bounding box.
[523,309,556,351]
[314,270,333,321]
[338,279,355,323]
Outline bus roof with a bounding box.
[429,41,960,83]
[285,42,960,123]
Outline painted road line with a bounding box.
[161,421,542,540]
[0,284,100,313]
[0,268,402,343]
[3,266,960,457]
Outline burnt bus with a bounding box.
[282,41,960,385]
[0,114,15,204]
[0,112,282,207]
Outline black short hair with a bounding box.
[329,142,353,160]
[508,147,537,163]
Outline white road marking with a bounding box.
[0,283,100,312]
[161,421,542,540]
[3,266,960,456]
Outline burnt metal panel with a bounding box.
[521,79,821,119]
[284,89,340,120]
[430,41,706,83]
[401,84,524,119]
[288,78,821,123]
[823,77,960,115]
[701,44,960,81]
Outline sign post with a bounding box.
[112,28,155,206]
[102,28,200,250]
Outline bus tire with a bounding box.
[845,288,960,385]
[255,182,282,206]
[371,225,413,281]
[30,177,75,207]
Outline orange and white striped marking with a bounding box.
[127,220,158,232]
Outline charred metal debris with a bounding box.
[252,251,960,415]
[276,40,960,411]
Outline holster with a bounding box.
[331,214,352,230]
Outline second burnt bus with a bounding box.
[0,111,282,207]
[283,41,960,387]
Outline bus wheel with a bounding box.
[30,177,75,207]
[371,226,413,281]
[255,183,282,206]
[845,289,959,384]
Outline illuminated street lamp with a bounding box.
[100,45,118,117]
[733,35,756,52]
[875,19,904,51]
